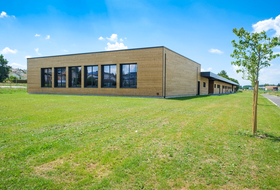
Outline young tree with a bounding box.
[0,54,11,82]
[231,27,280,134]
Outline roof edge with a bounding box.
[27,46,165,59]
[201,71,239,86]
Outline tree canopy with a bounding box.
[231,27,280,86]
[0,54,11,82]
[217,70,240,89]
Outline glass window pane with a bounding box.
[85,66,98,87]
[92,66,98,87]
[121,64,137,88]
[102,65,116,88]
[69,67,81,87]
[61,68,66,87]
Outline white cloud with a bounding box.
[1,47,18,54]
[232,65,240,71]
[35,34,40,37]
[252,15,280,36]
[120,38,123,42]
[0,11,15,18]
[0,11,8,18]
[62,49,68,52]
[106,34,118,42]
[105,42,127,51]
[259,65,280,84]
[25,55,31,59]
[8,63,26,69]
[209,48,223,54]
[201,67,212,72]
[35,48,42,56]
[45,35,50,40]
[98,36,104,40]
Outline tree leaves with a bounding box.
[231,27,280,86]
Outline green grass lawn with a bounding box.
[0,88,280,189]
[0,82,27,87]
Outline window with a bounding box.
[41,68,52,87]
[69,66,81,87]
[102,65,116,88]
[214,84,216,88]
[217,85,220,88]
[121,63,137,88]
[203,82,206,87]
[85,65,98,87]
[55,67,66,87]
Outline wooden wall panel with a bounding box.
[165,48,201,97]
[213,81,236,94]
[199,77,209,95]
[28,47,164,97]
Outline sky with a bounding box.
[1,0,280,86]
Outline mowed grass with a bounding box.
[0,88,280,189]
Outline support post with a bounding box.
[252,81,259,134]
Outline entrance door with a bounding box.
[197,81,200,95]
[209,80,214,94]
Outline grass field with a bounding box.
[0,82,27,87]
[0,88,280,189]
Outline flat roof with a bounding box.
[201,72,239,86]
[27,46,201,65]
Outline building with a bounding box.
[265,86,278,91]
[9,68,27,80]
[27,46,238,98]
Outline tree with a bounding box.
[217,70,240,90]
[217,70,228,78]
[231,27,280,134]
[0,54,11,82]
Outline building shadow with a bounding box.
[167,95,210,101]
[167,93,234,101]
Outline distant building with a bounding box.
[9,68,27,79]
[265,86,278,91]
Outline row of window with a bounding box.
[214,84,232,89]
[41,64,137,88]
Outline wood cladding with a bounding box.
[28,46,237,97]
[28,47,163,97]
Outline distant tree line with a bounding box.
[217,70,240,90]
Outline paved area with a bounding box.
[0,86,27,88]
[262,94,280,107]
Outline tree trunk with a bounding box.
[252,81,259,134]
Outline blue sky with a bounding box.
[1,0,280,86]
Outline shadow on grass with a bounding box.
[167,93,234,101]
[236,129,280,142]
[167,95,212,101]
[258,104,276,107]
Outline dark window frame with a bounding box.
[84,65,98,88]
[41,68,52,87]
[120,63,137,88]
[69,66,81,88]
[203,82,206,87]
[101,64,117,88]
[54,67,66,88]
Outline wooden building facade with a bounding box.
[27,46,238,98]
